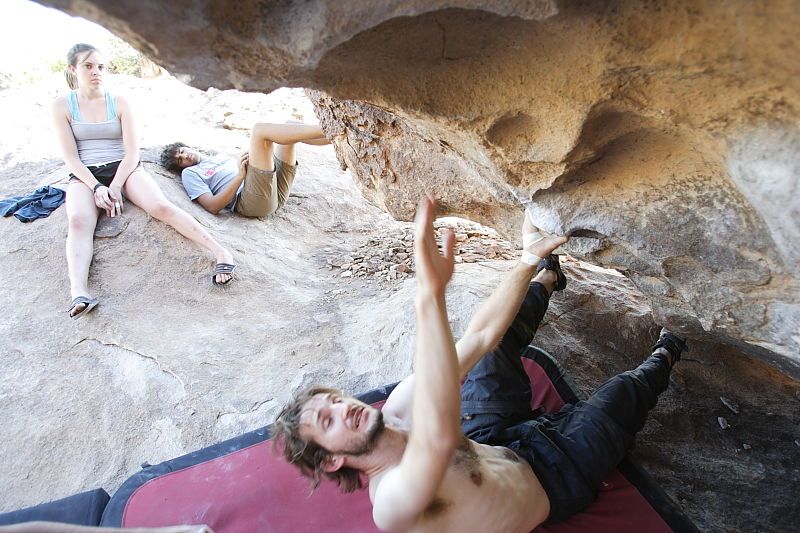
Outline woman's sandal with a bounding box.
[212,263,236,286]
[68,296,99,320]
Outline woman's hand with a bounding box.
[93,185,115,215]
[108,184,124,217]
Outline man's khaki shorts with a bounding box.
[234,156,298,217]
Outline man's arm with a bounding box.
[372,197,461,532]
[185,154,247,215]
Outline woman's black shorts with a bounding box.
[69,160,141,187]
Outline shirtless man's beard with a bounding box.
[341,410,386,457]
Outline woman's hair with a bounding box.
[65,43,101,90]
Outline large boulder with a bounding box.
[37,0,800,374]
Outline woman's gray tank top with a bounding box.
[68,90,126,166]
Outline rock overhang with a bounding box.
[38,0,800,375]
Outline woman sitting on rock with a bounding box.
[53,43,237,319]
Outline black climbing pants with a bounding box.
[459,282,673,523]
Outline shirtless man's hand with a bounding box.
[413,195,455,298]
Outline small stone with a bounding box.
[720,397,740,415]
[387,270,397,280]
[396,264,409,274]
[396,252,409,260]
[454,256,464,263]
[742,443,751,450]
[403,234,413,241]
[717,417,729,430]
[795,440,800,448]
[340,271,353,278]
[340,263,351,270]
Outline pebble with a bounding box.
[720,396,740,415]
[742,443,751,450]
[717,417,729,430]
[340,271,353,278]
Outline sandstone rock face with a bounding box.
[38,0,800,374]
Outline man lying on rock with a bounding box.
[273,196,688,532]
[160,121,329,217]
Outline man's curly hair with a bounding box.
[272,385,365,494]
[160,142,188,173]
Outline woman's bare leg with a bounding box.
[123,168,234,284]
[65,181,99,314]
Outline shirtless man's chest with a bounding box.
[372,438,550,533]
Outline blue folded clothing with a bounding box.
[0,185,66,222]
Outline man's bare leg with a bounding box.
[300,137,331,146]
[249,122,327,169]
[454,211,567,377]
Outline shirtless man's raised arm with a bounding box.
[371,197,461,532]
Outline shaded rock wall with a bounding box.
[37,0,799,373]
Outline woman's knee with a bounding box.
[146,200,178,221]
[67,211,96,234]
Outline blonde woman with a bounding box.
[53,43,236,319]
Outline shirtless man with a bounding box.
[274,197,687,532]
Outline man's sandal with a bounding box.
[521,229,568,292]
[536,254,567,292]
[212,263,237,286]
[68,296,99,320]
[651,328,688,367]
